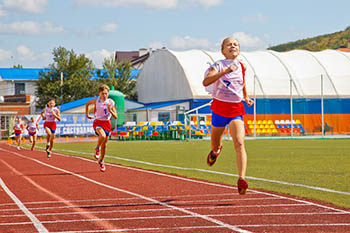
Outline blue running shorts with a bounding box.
[211,112,243,127]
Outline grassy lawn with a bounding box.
[37,138,350,208]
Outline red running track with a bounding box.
[0,142,349,233]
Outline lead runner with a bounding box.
[203,37,254,195]
[85,84,118,172]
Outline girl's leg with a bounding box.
[49,133,55,152]
[210,126,225,153]
[45,128,52,157]
[100,135,108,161]
[16,135,21,149]
[95,128,108,172]
[228,119,247,178]
[207,126,226,166]
[95,127,106,146]
[31,135,36,150]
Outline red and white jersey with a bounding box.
[14,122,22,131]
[204,59,245,103]
[27,122,37,133]
[45,107,58,122]
[94,97,115,121]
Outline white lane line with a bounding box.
[2,147,252,233]
[0,203,310,216]
[16,145,350,214]
[2,211,349,227]
[39,223,350,233]
[236,223,350,228]
[57,147,350,196]
[53,149,350,214]
[0,155,120,231]
[0,204,310,219]
[0,192,255,207]
[0,177,49,233]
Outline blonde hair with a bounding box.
[98,84,110,93]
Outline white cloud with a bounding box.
[0,6,7,17]
[0,21,65,35]
[100,23,119,33]
[73,0,223,9]
[242,13,267,24]
[148,41,166,49]
[0,49,12,61]
[169,36,213,50]
[2,0,48,14]
[232,32,267,50]
[197,0,223,7]
[85,49,113,68]
[73,0,178,9]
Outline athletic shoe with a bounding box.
[237,177,248,195]
[206,145,223,166]
[17,146,20,150]
[31,147,34,151]
[99,160,106,172]
[47,150,51,158]
[94,147,100,160]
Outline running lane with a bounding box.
[0,143,349,233]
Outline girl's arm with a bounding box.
[53,109,61,121]
[243,84,254,107]
[203,65,237,87]
[108,104,118,119]
[85,99,96,119]
[39,109,46,121]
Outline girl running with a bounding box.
[39,99,61,158]
[13,116,24,150]
[26,116,39,151]
[85,84,118,172]
[203,37,254,195]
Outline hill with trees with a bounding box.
[268,26,350,52]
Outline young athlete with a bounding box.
[26,116,39,151]
[85,84,118,172]
[39,99,61,158]
[13,116,24,150]
[203,37,254,195]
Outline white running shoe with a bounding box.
[99,160,106,172]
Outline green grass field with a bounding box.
[38,138,350,208]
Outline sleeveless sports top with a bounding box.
[45,107,58,122]
[94,97,115,121]
[14,122,22,131]
[204,59,245,103]
[27,122,37,132]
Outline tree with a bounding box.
[36,47,96,109]
[97,56,137,100]
[12,64,23,68]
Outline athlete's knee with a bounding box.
[233,138,244,150]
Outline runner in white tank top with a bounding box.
[203,37,254,195]
[13,116,23,150]
[39,99,61,158]
[85,84,118,172]
[26,116,39,151]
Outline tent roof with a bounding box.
[137,49,350,103]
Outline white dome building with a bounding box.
[137,48,350,102]
[135,48,350,134]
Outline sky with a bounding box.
[0,0,349,68]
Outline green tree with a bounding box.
[36,46,96,108]
[12,64,23,68]
[97,56,137,100]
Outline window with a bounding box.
[15,83,25,95]
[132,114,137,122]
[158,112,170,122]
